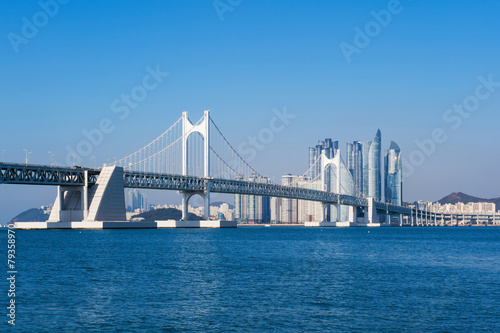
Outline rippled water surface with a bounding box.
[3,227,500,332]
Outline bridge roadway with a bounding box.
[1,162,415,213]
[0,162,99,186]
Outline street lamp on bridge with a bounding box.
[23,149,31,165]
[48,151,55,167]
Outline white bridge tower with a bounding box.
[181,110,211,220]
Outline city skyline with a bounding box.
[234,130,404,224]
[2,1,500,222]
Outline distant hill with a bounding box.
[132,208,200,221]
[190,201,234,209]
[437,192,500,206]
[10,208,49,223]
[210,201,234,209]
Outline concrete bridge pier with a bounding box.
[365,198,379,224]
[181,190,210,221]
[321,202,329,222]
[48,185,86,222]
[47,165,126,223]
[348,206,356,223]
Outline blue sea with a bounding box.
[2,227,499,332]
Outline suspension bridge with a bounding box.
[3,111,490,228]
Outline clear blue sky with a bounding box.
[1,0,500,221]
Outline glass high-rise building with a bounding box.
[361,130,382,201]
[346,141,363,196]
[384,141,403,205]
[126,189,149,212]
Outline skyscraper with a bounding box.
[384,141,403,205]
[346,141,363,196]
[361,130,382,201]
[126,189,149,212]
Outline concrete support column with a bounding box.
[336,203,341,222]
[321,203,327,222]
[83,170,89,220]
[365,198,378,224]
[204,182,210,221]
[399,214,403,226]
[181,192,189,221]
[348,206,355,223]
[58,186,64,213]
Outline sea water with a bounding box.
[2,227,499,332]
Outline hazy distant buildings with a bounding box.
[276,174,325,224]
[270,197,282,223]
[281,175,298,223]
[384,141,403,205]
[126,189,149,212]
[424,201,497,214]
[234,174,271,223]
[146,202,235,221]
[219,203,234,221]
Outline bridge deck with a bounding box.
[0,163,98,186]
[1,163,468,216]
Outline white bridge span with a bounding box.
[1,111,417,225]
